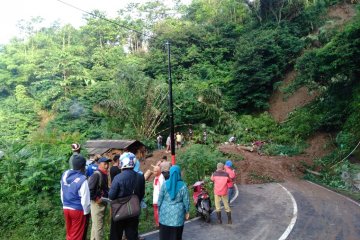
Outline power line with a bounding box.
[56,0,211,51]
[56,0,153,39]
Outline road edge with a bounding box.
[306,180,360,207]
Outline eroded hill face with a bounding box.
[268,2,356,123]
[268,70,319,122]
[327,2,357,28]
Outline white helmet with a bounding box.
[120,152,136,169]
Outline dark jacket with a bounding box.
[88,169,109,201]
[110,166,121,182]
[109,169,145,202]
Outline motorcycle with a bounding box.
[193,181,212,223]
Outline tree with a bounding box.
[245,0,306,24]
[226,27,303,111]
[97,65,168,139]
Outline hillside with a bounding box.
[269,2,357,122]
[0,0,359,239]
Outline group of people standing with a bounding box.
[61,143,192,240]
[157,128,209,152]
[61,144,146,240]
[61,142,237,240]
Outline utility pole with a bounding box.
[166,40,176,165]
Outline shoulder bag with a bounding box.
[111,173,140,222]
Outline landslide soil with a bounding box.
[141,132,333,184]
[218,132,333,185]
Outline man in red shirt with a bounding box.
[211,162,232,224]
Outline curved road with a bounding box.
[143,180,360,240]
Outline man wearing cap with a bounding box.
[211,162,232,224]
[69,143,81,169]
[61,154,90,240]
[88,157,112,240]
[109,152,145,240]
[224,160,236,204]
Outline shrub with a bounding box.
[235,113,279,143]
[262,143,306,156]
[177,144,224,184]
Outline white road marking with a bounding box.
[231,184,239,203]
[277,183,298,240]
[306,180,360,207]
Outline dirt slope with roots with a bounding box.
[257,2,356,183]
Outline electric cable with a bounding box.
[330,140,360,169]
[55,0,209,48]
[56,0,153,39]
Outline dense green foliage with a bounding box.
[177,144,224,183]
[0,131,81,239]
[0,0,359,238]
[227,27,304,110]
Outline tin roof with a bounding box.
[85,140,145,155]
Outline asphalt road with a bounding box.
[283,181,360,240]
[142,181,360,240]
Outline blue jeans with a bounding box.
[157,143,162,150]
[228,187,235,203]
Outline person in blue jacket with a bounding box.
[86,154,101,178]
[109,152,145,240]
[61,154,90,240]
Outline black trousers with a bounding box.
[110,216,139,240]
[159,223,184,240]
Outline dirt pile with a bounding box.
[219,133,333,184]
[141,149,172,180]
[141,133,333,185]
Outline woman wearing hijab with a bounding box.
[158,165,190,240]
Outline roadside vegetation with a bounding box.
[0,0,359,238]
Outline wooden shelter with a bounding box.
[85,139,146,161]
